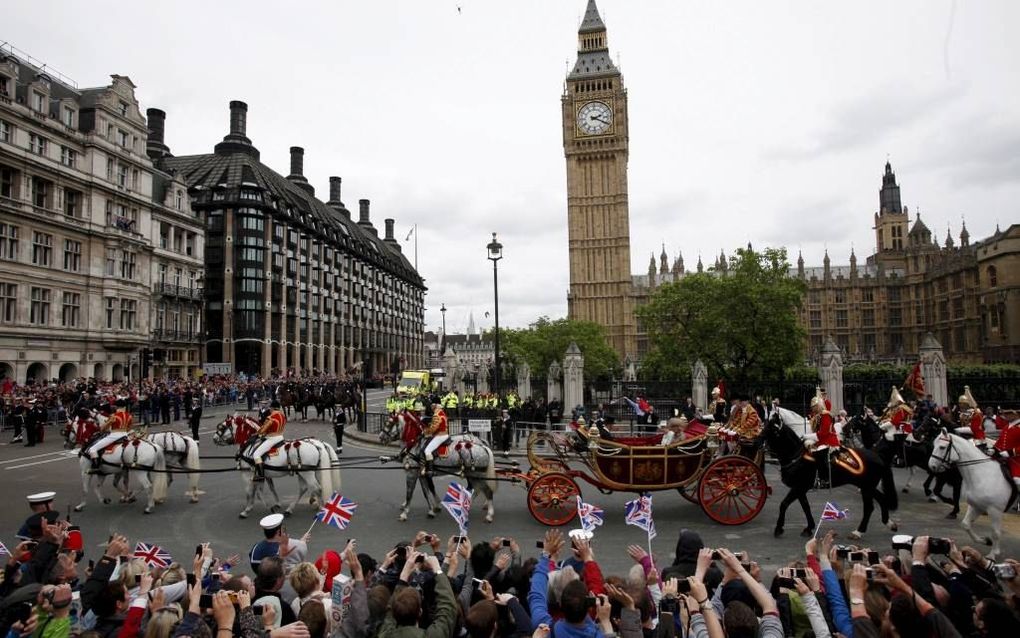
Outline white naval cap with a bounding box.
[259,513,285,531]
[27,491,56,504]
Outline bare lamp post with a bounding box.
[486,233,503,397]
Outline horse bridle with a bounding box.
[930,434,993,468]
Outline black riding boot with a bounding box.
[812,448,832,489]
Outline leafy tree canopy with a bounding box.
[637,246,806,391]
[491,317,619,381]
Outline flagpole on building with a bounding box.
[405,224,418,271]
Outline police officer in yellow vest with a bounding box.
[441,391,458,410]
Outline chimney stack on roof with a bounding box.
[286,146,314,195]
[358,199,376,233]
[384,219,396,241]
[214,100,259,158]
[326,176,350,218]
[145,107,171,161]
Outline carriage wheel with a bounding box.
[527,472,580,526]
[698,456,768,525]
[677,483,699,504]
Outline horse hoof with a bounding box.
[426,510,436,519]
[901,488,909,494]
[73,504,84,512]
[190,497,200,504]
[143,507,153,515]
[239,512,249,519]
[102,498,111,505]
[774,528,784,538]
[945,512,957,520]
[984,537,993,546]
[849,530,863,540]
[800,527,814,538]
[887,521,899,531]
[398,514,408,522]
[485,515,493,523]
[928,496,938,503]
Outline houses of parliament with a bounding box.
[563,1,1019,366]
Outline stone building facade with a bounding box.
[0,46,185,383]
[562,4,1019,366]
[153,101,425,378]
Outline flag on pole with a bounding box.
[624,493,657,540]
[575,497,605,533]
[316,492,359,530]
[133,542,173,569]
[903,363,925,397]
[442,482,473,534]
[405,225,416,242]
[820,501,849,521]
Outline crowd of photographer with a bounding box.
[2,498,1020,638]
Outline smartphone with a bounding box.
[454,536,466,544]
[502,539,512,547]
[395,546,407,561]
[791,568,808,579]
[186,573,197,587]
[252,605,263,617]
[472,578,484,589]
[199,594,213,608]
[776,577,796,589]
[865,569,875,581]
[677,579,692,595]
[835,546,852,559]
[14,602,33,624]
[414,554,425,564]
[584,596,597,608]
[535,541,544,549]
[424,534,433,543]
[710,550,723,560]
[134,574,142,584]
[88,559,95,571]
[992,563,1017,580]
[195,545,203,557]
[23,541,38,551]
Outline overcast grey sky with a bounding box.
[10,1,1019,334]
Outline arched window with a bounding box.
[988,265,998,287]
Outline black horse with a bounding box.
[759,411,899,539]
[844,412,962,518]
[313,387,336,422]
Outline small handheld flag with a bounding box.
[821,501,848,521]
[133,542,173,569]
[316,493,358,531]
[442,482,473,535]
[575,497,605,533]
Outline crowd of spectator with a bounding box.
[3,500,1020,638]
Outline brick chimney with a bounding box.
[214,100,259,158]
[145,107,170,161]
[326,176,350,218]
[358,199,376,233]
[383,218,401,251]
[286,146,314,195]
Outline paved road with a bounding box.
[1,393,1017,577]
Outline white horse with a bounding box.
[928,430,1016,558]
[145,431,202,503]
[63,416,168,514]
[213,414,341,519]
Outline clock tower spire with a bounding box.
[563,0,636,361]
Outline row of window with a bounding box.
[0,282,137,330]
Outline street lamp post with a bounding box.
[440,303,447,353]
[486,233,503,398]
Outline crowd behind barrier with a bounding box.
[2,494,1019,638]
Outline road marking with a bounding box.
[0,450,68,465]
[5,451,78,470]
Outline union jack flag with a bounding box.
[576,496,604,533]
[821,501,848,521]
[133,542,173,569]
[442,482,473,534]
[624,493,657,540]
[316,492,358,530]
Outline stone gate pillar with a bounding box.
[563,342,584,413]
[517,362,532,399]
[919,332,948,407]
[547,360,562,403]
[454,366,465,396]
[442,346,457,392]
[819,336,845,414]
[692,359,708,411]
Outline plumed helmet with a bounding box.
[887,386,905,408]
[711,387,721,397]
[810,396,823,410]
[958,386,977,409]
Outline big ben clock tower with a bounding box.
[563,0,637,360]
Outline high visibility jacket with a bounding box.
[463,396,474,408]
[442,393,458,409]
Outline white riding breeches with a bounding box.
[424,435,449,461]
[252,436,283,463]
[88,432,127,459]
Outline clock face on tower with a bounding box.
[576,101,613,136]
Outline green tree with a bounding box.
[636,246,806,391]
[493,317,619,381]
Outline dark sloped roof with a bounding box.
[579,0,607,34]
[162,151,422,286]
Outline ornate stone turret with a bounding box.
[960,220,970,247]
[849,247,857,278]
[823,249,831,279]
[659,244,669,274]
[647,254,656,286]
[797,250,805,278]
[718,249,728,273]
[696,255,704,273]
[945,226,955,249]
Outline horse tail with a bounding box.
[317,442,340,498]
[186,438,201,495]
[151,445,169,503]
[881,460,899,511]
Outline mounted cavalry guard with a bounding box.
[422,402,449,475]
[880,386,914,440]
[808,394,841,488]
[992,414,1020,490]
[956,385,987,448]
[252,400,287,480]
[86,398,133,469]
